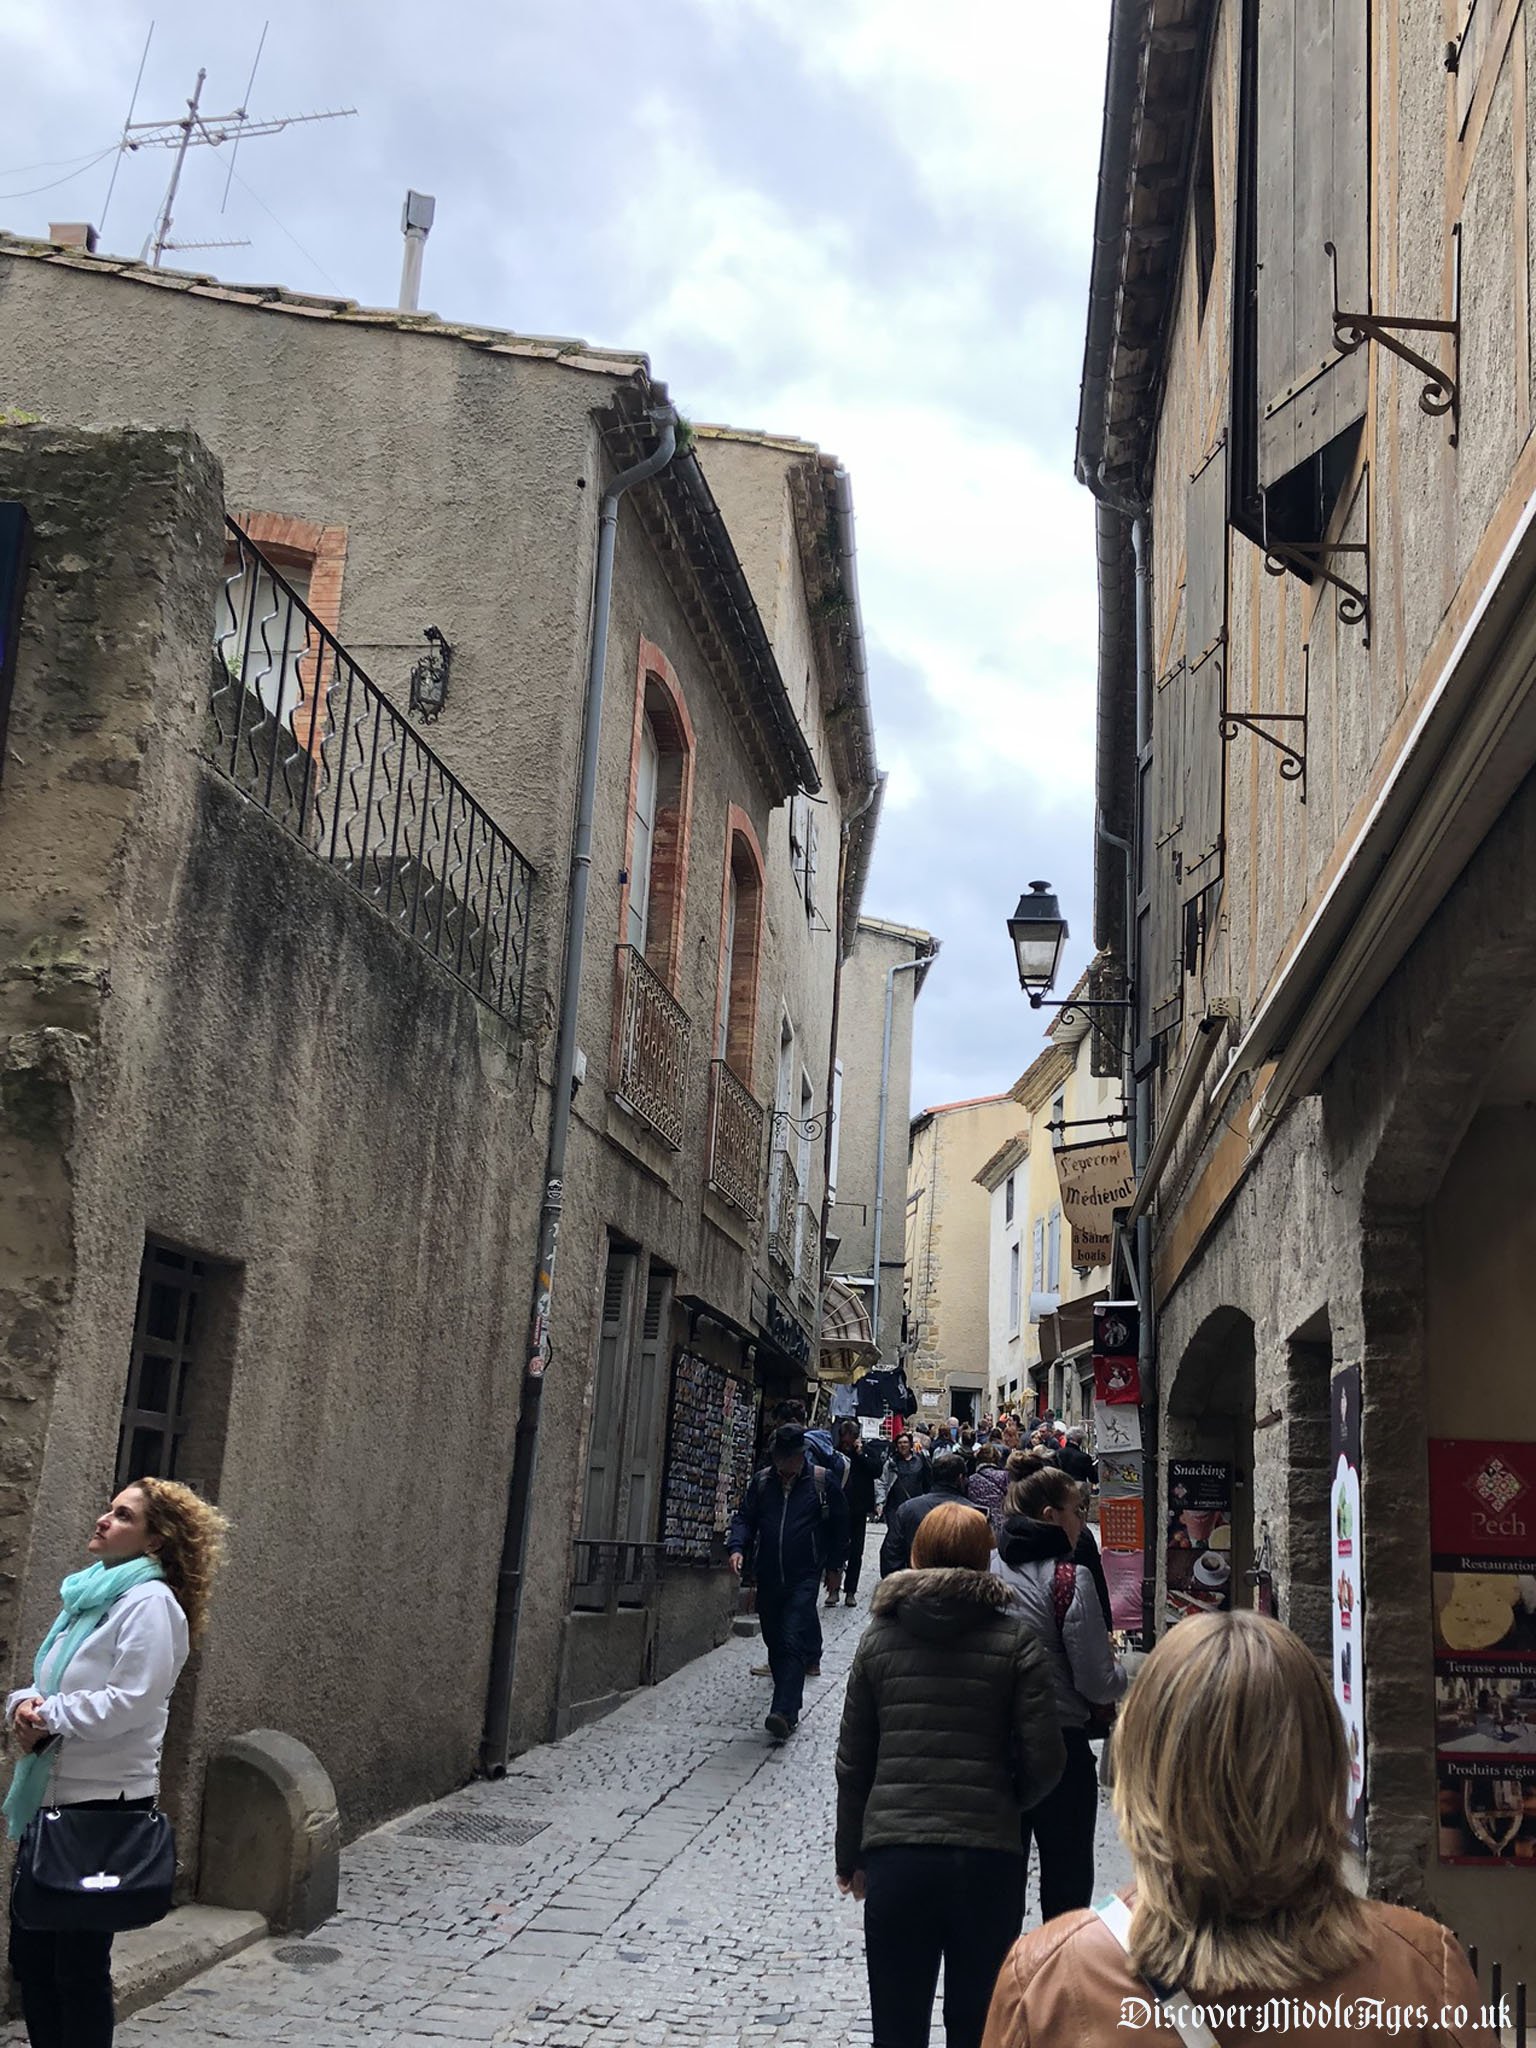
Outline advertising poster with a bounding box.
[1102,1548,1144,1631]
[1098,1496,1145,1551]
[1430,1438,1536,1868]
[1098,1452,1145,1498]
[1093,1300,1140,1406]
[1166,1460,1232,1623]
[1094,1401,1142,1453]
[1330,1365,1366,1855]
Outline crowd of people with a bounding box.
[730,1397,1487,2048]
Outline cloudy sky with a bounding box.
[2,0,1111,1112]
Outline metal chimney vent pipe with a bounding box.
[399,190,435,311]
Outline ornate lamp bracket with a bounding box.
[770,1107,828,1145]
[1327,227,1461,445]
[1221,645,1310,801]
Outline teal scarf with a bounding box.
[4,1557,166,1841]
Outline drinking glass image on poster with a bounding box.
[1330,1363,1365,1855]
[1430,1438,1536,1866]
[1165,1460,1232,1621]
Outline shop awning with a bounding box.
[817,1277,880,1384]
[1037,1288,1100,1366]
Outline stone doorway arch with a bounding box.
[1164,1305,1256,1624]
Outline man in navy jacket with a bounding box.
[729,1425,849,1740]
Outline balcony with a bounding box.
[211,520,534,1026]
[707,1060,766,1220]
[769,1148,801,1272]
[613,945,691,1149]
[797,1203,820,1315]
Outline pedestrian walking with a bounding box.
[1004,1452,1111,1628]
[881,1432,930,1517]
[1055,1425,1096,1485]
[836,1502,1065,2048]
[999,1415,1021,1453]
[965,1443,1009,1537]
[982,1611,1482,2048]
[991,1454,1125,1920]
[835,1420,882,1608]
[5,1478,227,2048]
[879,1453,968,1577]
[729,1425,849,1741]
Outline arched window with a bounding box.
[622,641,694,989]
[716,809,766,1083]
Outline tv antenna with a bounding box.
[99,24,355,267]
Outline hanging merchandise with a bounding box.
[1092,1300,1141,1405]
[1094,1402,1142,1454]
[1430,1437,1536,1868]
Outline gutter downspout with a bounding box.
[820,775,883,1304]
[871,956,926,1362]
[481,410,677,1774]
[1130,511,1157,1646]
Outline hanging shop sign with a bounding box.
[1166,1460,1233,1624]
[1056,1141,1136,1271]
[1430,1438,1536,1868]
[1331,1365,1366,1856]
[761,1293,812,1371]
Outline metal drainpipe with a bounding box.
[481,411,678,1774]
[1130,511,1158,1646]
[871,956,926,1361]
[820,779,881,1283]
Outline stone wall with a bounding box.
[0,425,545,1856]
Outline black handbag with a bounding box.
[11,1803,176,1933]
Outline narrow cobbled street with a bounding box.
[31,1606,1126,2048]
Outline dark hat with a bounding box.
[771,1424,807,1457]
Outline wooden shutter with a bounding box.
[1032,1218,1045,1292]
[582,1249,635,1539]
[1182,445,1228,903]
[623,1266,671,1545]
[1046,1207,1061,1293]
[1256,0,1368,486]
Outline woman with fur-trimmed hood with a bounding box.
[835,1502,1064,2048]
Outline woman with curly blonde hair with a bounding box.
[5,1477,228,2047]
[983,1612,1483,2048]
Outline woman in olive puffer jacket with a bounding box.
[835,1502,1065,2048]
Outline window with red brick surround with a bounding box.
[620,638,695,992]
[225,511,348,760]
[714,806,766,1084]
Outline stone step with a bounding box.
[113,1905,268,2019]
[730,1615,761,1637]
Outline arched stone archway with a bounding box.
[1163,1305,1256,1626]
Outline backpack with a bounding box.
[1051,1553,1119,1738]
[755,1463,830,1525]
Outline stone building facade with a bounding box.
[975,1010,1120,1422]
[823,917,937,1367]
[0,234,884,1859]
[903,1094,1020,1422]
[1081,0,1536,1969]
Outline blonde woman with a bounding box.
[5,1478,227,2048]
[983,1611,1483,2047]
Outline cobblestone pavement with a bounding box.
[14,1603,1131,2046]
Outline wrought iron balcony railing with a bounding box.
[613,945,691,1149]
[211,520,534,1026]
[769,1148,800,1272]
[797,1203,820,1308]
[707,1060,766,1220]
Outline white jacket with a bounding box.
[6,1581,189,1803]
